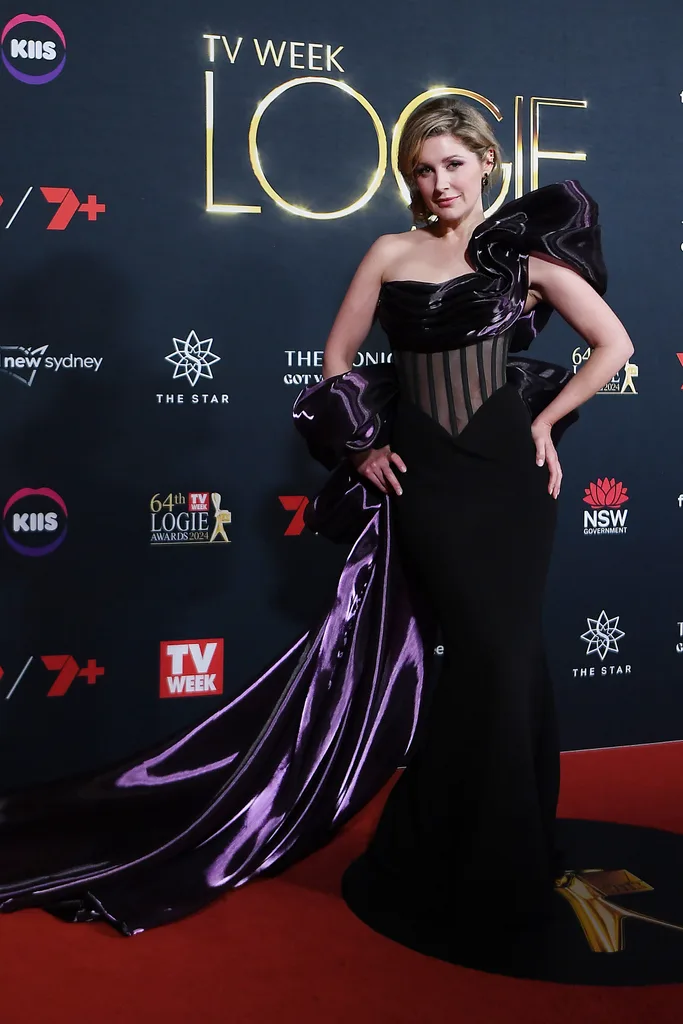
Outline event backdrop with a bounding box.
[0,0,682,790]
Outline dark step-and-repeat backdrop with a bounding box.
[1,2,682,789]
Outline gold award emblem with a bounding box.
[209,491,231,543]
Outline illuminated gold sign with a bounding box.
[203,34,588,219]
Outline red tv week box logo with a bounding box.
[160,639,224,698]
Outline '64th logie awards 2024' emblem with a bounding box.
[150,492,231,545]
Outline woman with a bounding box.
[320,97,634,955]
[0,99,632,956]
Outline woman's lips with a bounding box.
[435,195,460,207]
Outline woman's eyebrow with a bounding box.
[416,154,462,169]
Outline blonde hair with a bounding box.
[397,97,503,226]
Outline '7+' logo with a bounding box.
[0,187,106,230]
[0,655,105,698]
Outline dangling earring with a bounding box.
[481,172,489,189]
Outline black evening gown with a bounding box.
[0,179,606,945]
[341,179,607,949]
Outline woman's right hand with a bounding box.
[348,444,407,496]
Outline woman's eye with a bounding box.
[416,162,461,176]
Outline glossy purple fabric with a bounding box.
[0,179,605,935]
[0,434,433,933]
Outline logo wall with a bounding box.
[150,491,232,545]
[582,478,629,535]
[1,14,65,84]
[160,639,224,697]
[3,487,67,555]
[158,330,229,405]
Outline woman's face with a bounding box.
[413,133,494,223]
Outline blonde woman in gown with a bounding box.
[0,100,633,967]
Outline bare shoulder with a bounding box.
[366,231,417,257]
[364,230,423,282]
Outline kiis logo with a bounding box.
[582,477,629,536]
[1,14,66,84]
[160,640,224,698]
[150,491,232,545]
[0,345,103,386]
[279,495,309,535]
[3,487,67,556]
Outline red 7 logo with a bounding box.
[278,495,309,536]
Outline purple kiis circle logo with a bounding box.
[3,487,68,555]
[1,14,66,84]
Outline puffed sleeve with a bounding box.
[292,364,398,470]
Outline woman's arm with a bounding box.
[321,234,406,495]
[526,253,635,427]
[524,254,635,501]
[322,235,395,378]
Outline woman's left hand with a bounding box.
[530,417,562,499]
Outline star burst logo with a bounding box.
[165,330,220,387]
[580,610,625,661]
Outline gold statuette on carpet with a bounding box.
[555,868,683,953]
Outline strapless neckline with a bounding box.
[380,271,480,290]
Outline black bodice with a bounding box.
[376,179,607,436]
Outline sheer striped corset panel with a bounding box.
[392,326,514,438]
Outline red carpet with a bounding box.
[1,743,683,1023]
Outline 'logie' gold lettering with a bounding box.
[204,70,588,220]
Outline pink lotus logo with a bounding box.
[583,478,629,510]
[1,14,66,84]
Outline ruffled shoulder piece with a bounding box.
[468,179,608,350]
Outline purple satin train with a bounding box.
[0,355,575,935]
[0,368,437,934]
